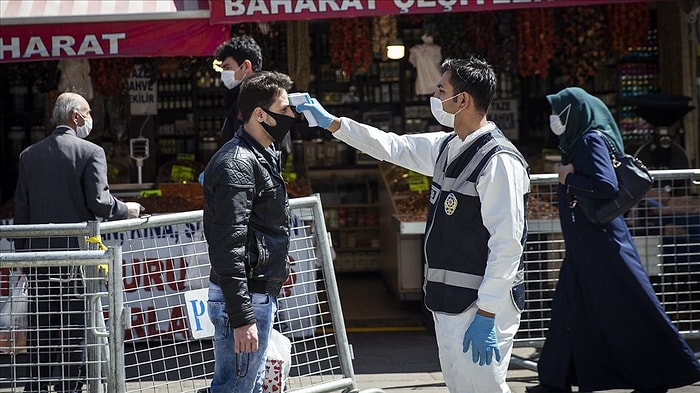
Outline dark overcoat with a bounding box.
[537,132,700,392]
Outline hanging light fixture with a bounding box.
[386,39,405,60]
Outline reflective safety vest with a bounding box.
[423,128,529,314]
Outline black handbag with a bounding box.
[576,134,653,225]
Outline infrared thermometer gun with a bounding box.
[288,92,318,127]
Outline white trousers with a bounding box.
[433,302,521,393]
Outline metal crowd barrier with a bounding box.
[0,230,124,393]
[0,171,698,388]
[512,169,700,370]
[0,194,383,393]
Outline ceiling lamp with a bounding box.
[386,40,405,60]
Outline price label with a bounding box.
[140,189,162,198]
[177,153,196,161]
[171,165,195,182]
[408,171,429,193]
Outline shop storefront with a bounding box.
[1,0,698,294]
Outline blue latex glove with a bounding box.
[294,98,336,129]
[462,313,501,366]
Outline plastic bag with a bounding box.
[262,329,292,393]
[0,270,28,354]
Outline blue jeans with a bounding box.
[208,283,277,393]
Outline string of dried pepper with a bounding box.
[608,3,650,55]
[554,6,607,86]
[516,8,556,79]
[329,18,373,78]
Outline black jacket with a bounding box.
[219,86,242,147]
[202,128,290,328]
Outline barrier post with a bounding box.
[108,245,126,393]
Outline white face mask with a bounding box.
[549,103,571,136]
[430,93,464,128]
[221,64,244,89]
[76,112,93,139]
[549,115,566,136]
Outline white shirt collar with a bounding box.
[447,122,497,163]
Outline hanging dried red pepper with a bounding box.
[554,6,607,86]
[90,58,134,95]
[608,3,650,55]
[329,18,373,78]
[516,8,557,79]
[463,12,498,64]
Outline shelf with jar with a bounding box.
[192,69,229,160]
[306,165,381,272]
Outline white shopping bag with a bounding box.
[0,270,28,354]
[262,329,292,393]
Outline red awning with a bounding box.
[209,0,662,24]
[0,0,230,63]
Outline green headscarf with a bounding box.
[546,87,624,164]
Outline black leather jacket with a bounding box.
[203,128,290,328]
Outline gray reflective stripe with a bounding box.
[426,268,525,289]
[426,267,483,289]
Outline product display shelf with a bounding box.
[307,165,381,272]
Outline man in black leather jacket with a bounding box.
[202,71,296,392]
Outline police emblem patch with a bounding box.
[444,192,458,215]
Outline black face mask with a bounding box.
[261,108,296,143]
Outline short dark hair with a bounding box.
[440,57,496,114]
[238,71,293,123]
[215,35,263,72]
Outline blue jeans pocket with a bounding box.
[208,300,229,342]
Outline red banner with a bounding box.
[210,0,659,24]
[0,19,230,63]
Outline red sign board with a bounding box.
[210,0,658,24]
[0,19,230,63]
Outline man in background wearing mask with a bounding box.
[202,71,294,393]
[214,35,263,146]
[294,57,530,393]
[14,91,143,393]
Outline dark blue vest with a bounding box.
[423,128,529,314]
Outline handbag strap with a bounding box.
[592,130,621,167]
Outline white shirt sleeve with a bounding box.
[333,117,448,177]
[475,153,529,315]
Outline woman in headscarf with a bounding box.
[526,87,700,393]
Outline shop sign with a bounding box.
[490,98,519,140]
[0,19,229,63]
[210,0,659,23]
[129,64,157,115]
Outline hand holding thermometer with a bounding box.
[288,93,318,127]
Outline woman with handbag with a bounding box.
[526,87,700,393]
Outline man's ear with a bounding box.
[459,92,470,109]
[242,59,253,73]
[253,107,265,122]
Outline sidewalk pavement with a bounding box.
[347,330,700,393]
